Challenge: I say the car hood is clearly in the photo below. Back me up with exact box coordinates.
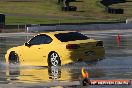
[6,45,25,54]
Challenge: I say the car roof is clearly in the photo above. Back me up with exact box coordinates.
[40,31,76,35]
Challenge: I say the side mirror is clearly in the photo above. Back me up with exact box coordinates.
[25,42,31,47]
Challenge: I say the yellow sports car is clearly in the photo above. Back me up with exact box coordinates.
[5,31,105,66]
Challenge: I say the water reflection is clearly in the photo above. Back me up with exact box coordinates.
[6,65,105,83]
[7,66,69,83]
[48,66,61,80]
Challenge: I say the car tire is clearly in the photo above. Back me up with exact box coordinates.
[9,51,19,65]
[48,52,61,67]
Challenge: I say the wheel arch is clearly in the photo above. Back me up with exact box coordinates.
[9,51,15,61]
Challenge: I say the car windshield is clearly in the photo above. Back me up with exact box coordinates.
[54,32,89,42]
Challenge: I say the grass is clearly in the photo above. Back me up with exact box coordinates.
[0,0,132,24]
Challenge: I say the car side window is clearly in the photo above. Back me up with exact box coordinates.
[28,34,52,45]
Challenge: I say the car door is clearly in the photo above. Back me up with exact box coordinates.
[22,34,53,66]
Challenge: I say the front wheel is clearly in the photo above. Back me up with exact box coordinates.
[48,52,61,67]
[9,51,19,65]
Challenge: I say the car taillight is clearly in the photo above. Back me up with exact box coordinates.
[66,44,80,49]
[96,41,103,47]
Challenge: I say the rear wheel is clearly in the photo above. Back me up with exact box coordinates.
[48,52,61,67]
[9,51,19,65]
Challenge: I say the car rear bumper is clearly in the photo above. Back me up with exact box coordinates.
[61,47,105,65]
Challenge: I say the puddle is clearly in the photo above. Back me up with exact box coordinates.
[0,31,132,87]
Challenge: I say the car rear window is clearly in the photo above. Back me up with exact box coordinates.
[54,32,89,42]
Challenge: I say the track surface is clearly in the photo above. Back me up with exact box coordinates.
[0,30,132,88]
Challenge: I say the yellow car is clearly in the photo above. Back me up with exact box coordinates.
[5,31,105,66]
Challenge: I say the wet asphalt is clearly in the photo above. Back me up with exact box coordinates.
[0,30,132,88]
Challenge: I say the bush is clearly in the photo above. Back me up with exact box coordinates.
[62,6,77,11]
[105,7,124,14]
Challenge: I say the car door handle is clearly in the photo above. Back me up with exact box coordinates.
[38,48,41,49]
